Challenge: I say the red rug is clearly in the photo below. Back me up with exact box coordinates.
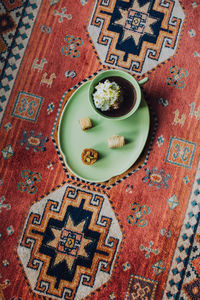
[0,0,200,299]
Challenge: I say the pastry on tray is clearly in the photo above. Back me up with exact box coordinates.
[81,148,98,165]
[79,117,92,130]
[108,135,125,148]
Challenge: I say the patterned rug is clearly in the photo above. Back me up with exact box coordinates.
[0,0,200,300]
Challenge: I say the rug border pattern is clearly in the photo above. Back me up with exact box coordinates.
[163,155,200,299]
[0,0,43,126]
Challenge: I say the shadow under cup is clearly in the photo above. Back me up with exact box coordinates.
[89,70,144,121]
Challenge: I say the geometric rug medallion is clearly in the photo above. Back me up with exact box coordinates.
[88,0,185,75]
[17,183,123,299]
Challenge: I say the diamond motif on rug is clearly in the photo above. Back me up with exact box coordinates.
[2,0,24,11]
[183,279,200,300]
[0,13,16,34]
[88,0,185,74]
[17,183,123,299]
[12,91,43,122]
[125,274,158,299]
[191,255,200,277]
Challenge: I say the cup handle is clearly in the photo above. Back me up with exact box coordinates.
[138,77,149,86]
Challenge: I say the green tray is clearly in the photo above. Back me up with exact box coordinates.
[58,81,150,182]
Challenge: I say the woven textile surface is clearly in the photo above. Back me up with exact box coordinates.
[0,0,200,299]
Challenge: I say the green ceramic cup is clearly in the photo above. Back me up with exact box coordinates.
[89,69,148,120]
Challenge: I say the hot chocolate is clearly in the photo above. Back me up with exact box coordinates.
[93,76,136,118]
